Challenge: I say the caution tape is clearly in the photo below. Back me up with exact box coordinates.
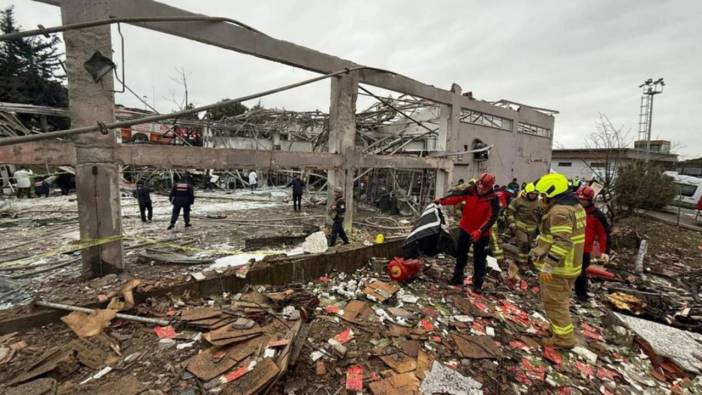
[0,234,125,270]
[1,233,286,270]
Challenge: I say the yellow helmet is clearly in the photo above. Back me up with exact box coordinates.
[534,173,569,198]
[524,182,536,194]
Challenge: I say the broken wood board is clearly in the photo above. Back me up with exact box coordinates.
[379,353,417,373]
[180,307,223,322]
[343,300,375,322]
[451,334,503,359]
[223,357,280,395]
[61,309,118,338]
[368,372,420,395]
[363,280,400,303]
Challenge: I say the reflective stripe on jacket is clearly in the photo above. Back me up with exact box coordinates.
[533,193,586,278]
[506,195,542,233]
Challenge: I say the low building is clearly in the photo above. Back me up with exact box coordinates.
[551,147,678,182]
[676,157,702,178]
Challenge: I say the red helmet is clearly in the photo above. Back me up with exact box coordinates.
[576,185,595,201]
[477,172,496,190]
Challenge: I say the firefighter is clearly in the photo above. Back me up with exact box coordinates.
[489,186,510,264]
[328,187,350,246]
[506,183,542,267]
[167,175,195,230]
[134,180,153,223]
[450,178,468,223]
[436,172,500,292]
[574,185,611,302]
[530,173,586,348]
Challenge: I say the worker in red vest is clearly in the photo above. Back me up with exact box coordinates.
[436,172,500,292]
[574,186,611,302]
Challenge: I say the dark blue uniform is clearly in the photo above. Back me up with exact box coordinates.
[134,184,153,223]
[34,180,49,198]
[168,182,194,229]
[329,197,349,246]
[287,178,306,211]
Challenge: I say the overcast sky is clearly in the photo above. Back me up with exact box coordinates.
[6,0,702,158]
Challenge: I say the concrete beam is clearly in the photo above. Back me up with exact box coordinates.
[35,0,452,105]
[61,0,124,276]
[114,144,342,170]
[0,141,76,165]
[328,73,359,232]
[0,141,454,173]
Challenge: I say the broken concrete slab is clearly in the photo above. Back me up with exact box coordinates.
[419,361,483,395]
[615,312,702,374]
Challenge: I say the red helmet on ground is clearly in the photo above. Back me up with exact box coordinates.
[477,172,495,190]
[576,185,595,201]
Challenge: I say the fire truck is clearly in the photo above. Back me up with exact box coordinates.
[116,106,203,146]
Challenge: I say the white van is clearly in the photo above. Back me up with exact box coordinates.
[664,171,702,209]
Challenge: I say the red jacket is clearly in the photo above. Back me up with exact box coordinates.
[439,186,500,237]
[496,190,510,209]
[584,205,610,254]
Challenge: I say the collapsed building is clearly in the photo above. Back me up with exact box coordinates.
[8,2,701,395]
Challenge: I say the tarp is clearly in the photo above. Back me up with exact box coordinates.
[402,203,456,258]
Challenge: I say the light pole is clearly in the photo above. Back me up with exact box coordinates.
[638,78,664,161]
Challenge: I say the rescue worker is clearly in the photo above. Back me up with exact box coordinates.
[575,185,611,302]
[248,170,258,193]
[507,178,520,194]
[436,172,500,292]
[490,186,510,264]
[167,175,195,230]
[506,183,542,267]
[328,187,349,246]
[530,173,586,348]
[34,178,50,198]
[134,180,153,223]
[450,178,468,223]
[13,168,33,198]
[287,175,306,212]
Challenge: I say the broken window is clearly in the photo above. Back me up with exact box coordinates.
[517,122,551,138]
[472,139,489,161]
[460,109,513,131]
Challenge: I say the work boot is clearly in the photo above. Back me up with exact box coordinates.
[167,224,174,230]
[448,274,464,286]
[542,336,576,349]
[185,223,192,228]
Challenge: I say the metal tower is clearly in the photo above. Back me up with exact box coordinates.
[637,78,665,155]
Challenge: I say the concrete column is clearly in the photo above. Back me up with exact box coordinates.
[328,72,358,232]
[435,93,461,197]
[61,1,124,276]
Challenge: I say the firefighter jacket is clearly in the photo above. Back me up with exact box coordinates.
[170,182,195,206]
[532,193,586,278]
[506,195,542,233]
[438,185,500,237]
[584,205,611,254]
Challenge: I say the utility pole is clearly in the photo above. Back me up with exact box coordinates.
[637,78,665,161]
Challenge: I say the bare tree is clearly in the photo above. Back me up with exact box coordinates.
[583,113,632,221]
[165,67,191,111]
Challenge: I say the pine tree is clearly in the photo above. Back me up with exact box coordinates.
[0,6,68,127]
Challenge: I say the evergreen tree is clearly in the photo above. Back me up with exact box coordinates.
[0,6,68,129]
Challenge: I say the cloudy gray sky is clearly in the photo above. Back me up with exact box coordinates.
[6,0,702,158]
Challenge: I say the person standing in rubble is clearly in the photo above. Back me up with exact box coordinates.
[489,185,510,265]
[436,172,500,292]
[328,187,350,246]
[574,185,611,302]
[530,173,585,349]
[134,180,153,224]
[13,168,33,198]
[248,170,258,193]
[506,183,542,267]
[287,174,306,212]
[168,174,195,230]
[508,178,520,194]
